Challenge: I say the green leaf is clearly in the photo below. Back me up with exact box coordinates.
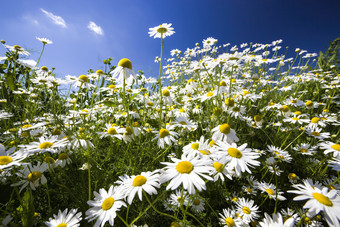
[18,190,35,227]
[4,72,17,91]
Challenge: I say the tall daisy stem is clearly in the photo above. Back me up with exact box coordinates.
[158,34,164,123]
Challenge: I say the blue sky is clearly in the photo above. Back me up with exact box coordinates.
[1,0,339,78]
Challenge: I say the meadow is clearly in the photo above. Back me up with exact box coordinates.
[0,24,340,226]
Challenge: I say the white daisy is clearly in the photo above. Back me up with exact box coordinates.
[259,212,295,227]
[152,126,179,149]
[288,179,340,227]
[148,23,175,39]
[0,145,27,170]
[118,170,160,204]
[110,58,136,85]
[45,208,82,227]
[190,196,205,213]
[36,37,53,45]
[257,182,286,201]
[218,208,243,227]
[85,185,126,227]
[319,141,340,158]
[211,123,239,144]
[97,124,125,140]
[213,141,260,176]
[235,197,259,224]
[160,153,213,194]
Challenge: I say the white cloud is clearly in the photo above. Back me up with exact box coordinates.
[40,8,67,28]
[87,21,104,35]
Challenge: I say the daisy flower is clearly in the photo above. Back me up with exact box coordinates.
[45,208,82,227]
[56,152,72,168]
[319,141,340,158]
[73,74,95,89]
[160,153,213,194]
[213,141,260,176]
[218,208,243,227]
[257,182,286,201]
[182,136,211,156]
[235,197,259,224]
[0,145,27,170]
[288,179,340,227]
[169,189,189,207]
[259,212,295,227]
[148,23,175,39]
[85,185,126,227]
[19,135,67,154]
[211,123,239,144]
[36,37,53,45]
[118,170,160,204]
[152,126,179,149]
[110,58,136,85]
[305,127,330,140]
[293,143,317,156]
[11,162,48,193]
[190,196,205,213]
[210,157,235,182]
[97,124,125,140]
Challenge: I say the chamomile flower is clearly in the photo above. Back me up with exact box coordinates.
[293,143,317,156]
[319,141,340,158]
[214,141,260,176]
[119,170,160,204]
[210,157,234,182]
[110,58,136,85]
[152,126,179,149]
[169,189,189,207]
[259,212,295,227]
[86,185,126,227]
[73,75,95,89]
[97,124,125,140]
[190,196,205,213]
[257,182,286,201]
[182,136,210,156]
[305,127,330,140]
[19,135,67,154]
[218,208,243,227]
[211,123,239,144]
[235,197,259,224]
[160,153,213,194]
[148,23,175,39]
[56,152,72,168]
[0,145,27,170]
[288,179,340,227]
[11,162,48,193]
[36,37,53,45]
[45,208,82,227]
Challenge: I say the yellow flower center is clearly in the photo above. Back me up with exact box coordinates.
[206,92,214,97]
[108,84,116,89]
[147,101,154,106]
[225,98,235,107]
[132,175,147,186]
[107,128,117,135]
[254,115,262,122]
[13,45,22,50]
[118,58,132,70]
[78,75,89,83]
[282,105,290,112]
[306,101,313,107]
[311,132,320,136]
[311,117,320,123]
[176,161,193,174]
[191,143,199,150]
[227,148,242,158]
[52,128,61,135]
[27,171,42,182]
[288,173,297,180]
[171,222,180,227]
[232,106,240,112]
[39,142,53,149]
[225,217,235,227]
[312,193,333,206]
[0,156,13,165]
[209,140,215,147]
[44,156,55,164]
[290,100,297,103]
[220,81,227,86]
[179,108,185,113]
[269,102,275,106]
[199,150,211,155]
[125,127,133,136]
[213,162,224,172]
[292,117,300,121]
[193,198,200,205]
[157,26,168,34]
[266,188,275,195]
[331,144,340,151]
[242,206,251,214]
[40,66,48,71]
[159,128,170,138]
[56,224,67,227]
[162,89,170,96]
[101,197,115,210]
[132,122,140,127]
[294,111,301,115]
[300,148,307,153]
[58,153,69,160]
[96,69,104,74]
[219,123,231,134]
[180,121,187,125]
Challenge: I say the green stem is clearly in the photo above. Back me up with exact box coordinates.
[158,34,164,124]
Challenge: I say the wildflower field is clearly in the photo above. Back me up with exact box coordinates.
[0,24,340,227]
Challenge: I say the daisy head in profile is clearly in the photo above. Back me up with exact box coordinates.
[45,208,82,227]
[148,23,175,39]
[36,37,53,45]
[110,58,136,85]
